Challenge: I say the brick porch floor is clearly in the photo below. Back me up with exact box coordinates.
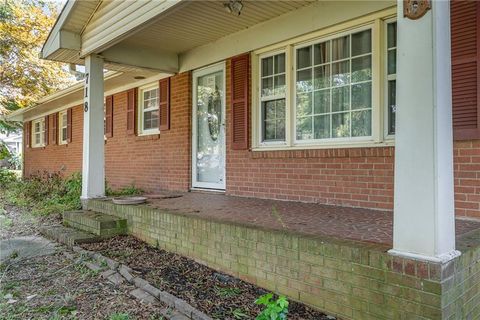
[142,192,480,246]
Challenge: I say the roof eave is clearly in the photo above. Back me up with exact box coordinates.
[41,0,77,60]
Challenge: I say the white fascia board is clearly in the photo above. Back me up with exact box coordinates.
[42,30,81,60]
[41,0,77,59]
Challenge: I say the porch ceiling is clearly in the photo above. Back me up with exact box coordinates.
[121,0,314,54]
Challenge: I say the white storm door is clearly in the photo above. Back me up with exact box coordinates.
[192,62,226,190]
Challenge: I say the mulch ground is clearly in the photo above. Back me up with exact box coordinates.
[0,251,166,320]
[83,236,332,320]
[1,198,167,320]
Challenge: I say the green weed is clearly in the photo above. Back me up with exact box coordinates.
[255,293,289,320]
[1,171,82,216]
[106,184,143,197]
[108,313,130,320]
[214,286,242,298]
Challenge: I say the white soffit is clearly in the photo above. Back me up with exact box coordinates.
[121,0,314,54]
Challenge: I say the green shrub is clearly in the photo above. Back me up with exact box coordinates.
[0,169,18,188]
[255,293,289,320]
[3,171,82,216]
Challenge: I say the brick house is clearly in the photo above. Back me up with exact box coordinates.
[6,0,480,318]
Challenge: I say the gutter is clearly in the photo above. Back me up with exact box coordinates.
[5,71,122,121]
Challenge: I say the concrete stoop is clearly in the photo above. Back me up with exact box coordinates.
[63,210,127,236]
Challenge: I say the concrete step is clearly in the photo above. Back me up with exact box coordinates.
[63,210,127,237]
[40,225,100,247]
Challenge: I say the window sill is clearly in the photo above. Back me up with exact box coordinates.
[251,139,395,152]
[137,130,160,137]
[135,132,160,141]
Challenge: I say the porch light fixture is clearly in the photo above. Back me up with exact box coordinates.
[134,76,146,80]
[224,0,243,16]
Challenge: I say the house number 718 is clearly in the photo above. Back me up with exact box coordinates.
[84,73,89,112]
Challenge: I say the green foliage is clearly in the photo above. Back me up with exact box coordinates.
[0,141,10,160]
[215,286,242,298]
[0,168,18,186]
[108,313,130,320]
[7,153,21,170]
[2,171,82,216]
[232,308,249,319]
[106,183,143,197]
[255,293,289,320]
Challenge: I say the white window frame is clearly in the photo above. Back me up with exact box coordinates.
[31,118,45,148]
[138,83,160,136]
[251,13,395,151]
[58,110,68,145]
[384,18,397,140]
[293,25,375,145]
[258,49,289,147]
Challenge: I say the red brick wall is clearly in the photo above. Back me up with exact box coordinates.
[454,140,480,219]
[23,105,83,177]
[23,72,192,193]
[103,72,191,192]
[224,59,395,211]
[23,66,480,219]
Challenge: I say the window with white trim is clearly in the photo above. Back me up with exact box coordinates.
[32,118,45,148]
[59,110,68,144]
[295,28,372,141]
[253,16,396,150]
[138,83,160,134]
[260,52,286,142]
[385,20,397,136]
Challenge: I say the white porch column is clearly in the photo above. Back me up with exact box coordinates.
[81,55,105,200]
[390,0,460,262]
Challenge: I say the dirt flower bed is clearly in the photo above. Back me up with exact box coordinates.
[82,236,332,320]
[0,252,166,320]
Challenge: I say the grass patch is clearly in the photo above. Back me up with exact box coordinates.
[0,214,12,228]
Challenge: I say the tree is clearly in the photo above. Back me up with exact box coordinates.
[0,0,75,133]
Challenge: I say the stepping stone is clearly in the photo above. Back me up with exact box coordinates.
[0,236,57,263]
[130,288,157,304]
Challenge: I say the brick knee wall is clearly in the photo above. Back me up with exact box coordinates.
[87,200,480,319]
[22,64,480,218]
